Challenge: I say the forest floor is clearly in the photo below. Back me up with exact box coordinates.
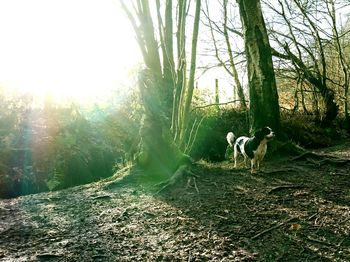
[1,143,350,261]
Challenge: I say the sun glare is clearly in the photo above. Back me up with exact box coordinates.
[0,0,140,106]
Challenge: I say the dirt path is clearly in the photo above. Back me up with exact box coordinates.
[1,145,350,261]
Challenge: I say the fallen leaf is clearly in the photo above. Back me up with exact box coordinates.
[289,223,301,231]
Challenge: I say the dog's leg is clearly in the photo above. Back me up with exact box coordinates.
[251,158,257,174]
[244,156,249,168]
[234,146,238,168]
[256,154,264,171]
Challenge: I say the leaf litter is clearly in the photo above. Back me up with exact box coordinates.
[0,145,350,261]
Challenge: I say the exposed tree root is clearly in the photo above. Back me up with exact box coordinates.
[316,157,350,166]
[156,164,192,194]
[269,140,306,158]
[102,165,140,190]
[291,151,350,167]
[100,161,197,194]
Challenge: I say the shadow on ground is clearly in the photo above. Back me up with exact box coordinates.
[0,146,349,261]
[156,154,350,261]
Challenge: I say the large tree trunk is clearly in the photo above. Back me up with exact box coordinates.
[156,0,175,119]
[172,0,187,141]
[122,0,198,179]
[237,0,281,133]
[136,70,185,179]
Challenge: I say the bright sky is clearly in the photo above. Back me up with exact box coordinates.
[0,0,140,105]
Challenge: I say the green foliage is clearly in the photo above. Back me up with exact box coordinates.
[280,111,346,148]
[1,84,347,198]
[0,90,141,198]
[186,107,349,162]
[189,108,249,161]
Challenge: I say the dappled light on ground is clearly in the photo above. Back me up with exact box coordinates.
[0,145,350,261]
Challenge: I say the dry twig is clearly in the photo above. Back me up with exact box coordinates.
[193,178,199,194]
[268,184,304,194]
[251,217,296,240]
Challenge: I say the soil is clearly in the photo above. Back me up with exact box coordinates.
[1,144,350,261]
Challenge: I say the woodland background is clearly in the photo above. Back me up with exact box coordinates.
[0,0,350,198]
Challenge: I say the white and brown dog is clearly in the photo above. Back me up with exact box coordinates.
[227,127,275,173]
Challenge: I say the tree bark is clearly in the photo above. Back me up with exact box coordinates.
[121,1,197,179]
[156,0,175,117]
[327,0,350,129]
[172,0,187,141]
[180,0,201,145]
[136,70,185,179]
[237,0,281,133]
[223,0,246,109]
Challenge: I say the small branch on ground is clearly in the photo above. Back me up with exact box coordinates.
[306,236,337,247]
[290,151,317,161]
[307,213,318,221]
[214,214,228,220]
[193,177,199,194]
[268,185,304,194]
[251,217,297,240]
[260,167,297,175]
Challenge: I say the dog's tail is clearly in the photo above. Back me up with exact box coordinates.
[226,132,235,147]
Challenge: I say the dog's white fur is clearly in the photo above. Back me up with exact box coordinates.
[234,136,268,171]
[227,127,274,173]
[226,132,235,147]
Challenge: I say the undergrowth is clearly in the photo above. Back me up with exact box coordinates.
[0,94,348,198]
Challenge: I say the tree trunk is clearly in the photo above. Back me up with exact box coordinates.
[163,0,175,82]
[136,70,185,179]
[180,0,201,145]
[328,0,350,130]
[223,0,247,109]
[171,0,187,141]
[122,0,199,178]
[215,79,220,111]
[237,0,281,133]
[283,44,338,125]
[157,0,175,118]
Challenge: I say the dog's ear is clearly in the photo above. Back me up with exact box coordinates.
[254,128,264,140]
[262,127,270,135]
[260,126,275,140]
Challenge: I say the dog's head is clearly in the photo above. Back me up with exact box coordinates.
[254,126,275,141]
